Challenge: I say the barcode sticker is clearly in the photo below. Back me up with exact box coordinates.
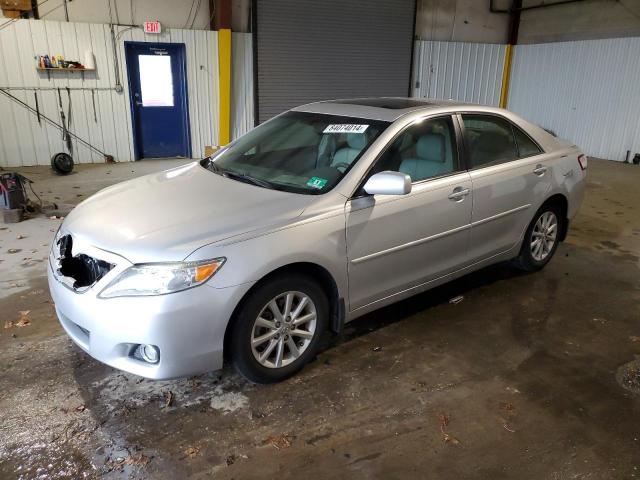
[323,124,369,134]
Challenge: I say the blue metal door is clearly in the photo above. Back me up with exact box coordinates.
[125,42,191,159]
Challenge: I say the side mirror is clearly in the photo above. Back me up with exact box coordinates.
[363,171,412,196]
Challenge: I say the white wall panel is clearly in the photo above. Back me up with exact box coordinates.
[231,32,254,139]
[412,40,506,106]
[0,19,221,167]
[509,37,640,161]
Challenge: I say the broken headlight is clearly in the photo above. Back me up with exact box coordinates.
[98,258,226,298]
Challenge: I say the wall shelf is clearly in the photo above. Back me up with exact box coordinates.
[36,67,95,80]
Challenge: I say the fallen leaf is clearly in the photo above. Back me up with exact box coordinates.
[449,295,464,305]
[124,452,150,467]
[15,311,30,327]
[75,404,86,412]
[263,434,292,449]
[7,248,21,254]
[503,423,516,433]
[438,413,449,428]
[372,346,382,352]
[17,234,26,240]
[499,402,515,412]
[442,431,461,445]
[163,390,174,408]
[630,336,640,343]
[438,413,461,446]
[184,446,200,459]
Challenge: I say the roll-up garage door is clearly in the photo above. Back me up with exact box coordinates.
[255,0,416,124]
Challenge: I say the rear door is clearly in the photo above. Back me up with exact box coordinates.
[460,113,552,261]
[346,115,472,310]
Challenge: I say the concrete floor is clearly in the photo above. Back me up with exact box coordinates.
[1,159,639,479]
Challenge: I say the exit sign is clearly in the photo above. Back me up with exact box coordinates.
[144,21,161,34]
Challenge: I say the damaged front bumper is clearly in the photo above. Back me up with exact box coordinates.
[47,232,252,379]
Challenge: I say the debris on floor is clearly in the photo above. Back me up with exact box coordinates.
[163,390,174,408]
[438,413,461,446]
[5,310,31,329]
[449,295,464,305]
[616,358,640,394]
[183,446,200,459]
[124,452,151,467]
[263,434,293,450]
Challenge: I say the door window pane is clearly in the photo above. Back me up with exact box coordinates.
[513,126,543,158]
[371,117,458,182]
[462,115,518,168]
[139,55,174,107]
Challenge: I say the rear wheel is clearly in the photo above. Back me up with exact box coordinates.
[229,274,328,383]
[514,204,563,272]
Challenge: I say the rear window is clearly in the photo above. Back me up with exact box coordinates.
[513,126,543,158]
[462,114,518,168]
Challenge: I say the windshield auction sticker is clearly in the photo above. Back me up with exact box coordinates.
[307,177,328,189]
[323,124,369,134]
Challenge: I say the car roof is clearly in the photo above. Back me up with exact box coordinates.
[292,97,478,122]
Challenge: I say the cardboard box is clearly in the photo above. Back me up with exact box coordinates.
[204,146,220,157]
[1,9,21,17]
[0,0,31,10]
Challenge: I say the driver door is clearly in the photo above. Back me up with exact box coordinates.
[345,115,472,310]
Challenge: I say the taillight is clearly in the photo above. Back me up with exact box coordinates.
[578,154,588,170]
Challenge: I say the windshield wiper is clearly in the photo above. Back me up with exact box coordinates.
[205,158,222,173]
[204,159,275,190]
[221,170,275,190]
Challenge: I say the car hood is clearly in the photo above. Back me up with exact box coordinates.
[62,162,314,263]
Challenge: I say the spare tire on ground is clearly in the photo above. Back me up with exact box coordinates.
[51,152,74,175]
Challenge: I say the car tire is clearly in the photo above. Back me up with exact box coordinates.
[229,274,329,384]
[514,203,564,272]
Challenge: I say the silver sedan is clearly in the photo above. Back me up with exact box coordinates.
[48,98,587,383]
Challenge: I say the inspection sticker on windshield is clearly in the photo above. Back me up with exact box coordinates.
[307,176,328,189]
[323,124,369,134]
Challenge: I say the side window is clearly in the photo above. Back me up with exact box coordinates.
[513,126,543,158]
[462,114,518,168]
[370,116,459,182]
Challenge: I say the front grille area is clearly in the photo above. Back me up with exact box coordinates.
[55,235,114,290]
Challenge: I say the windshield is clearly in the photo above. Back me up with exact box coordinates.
[201,111,390,194]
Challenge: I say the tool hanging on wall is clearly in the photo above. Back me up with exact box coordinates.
[0,88,114,165]
[66,86,72,127]
[57,87,73,155]
[91,89,97,122]
[34,91,41,125]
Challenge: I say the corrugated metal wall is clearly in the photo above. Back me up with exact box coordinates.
[509,37,640,161]
[231,32,254,140]
[411,40,506,106]
[0,19,220,167]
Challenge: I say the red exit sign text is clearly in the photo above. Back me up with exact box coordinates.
[144,21,162,34]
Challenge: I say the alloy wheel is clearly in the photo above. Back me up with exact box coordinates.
[530,211,558,261]
[250,291,317,368]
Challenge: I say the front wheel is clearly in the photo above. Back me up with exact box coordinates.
[514,204,563,272]
[229,274,328,383]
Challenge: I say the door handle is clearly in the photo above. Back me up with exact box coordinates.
[135,100,143,106]
[533,164,548,176]
[448,187,470,201]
